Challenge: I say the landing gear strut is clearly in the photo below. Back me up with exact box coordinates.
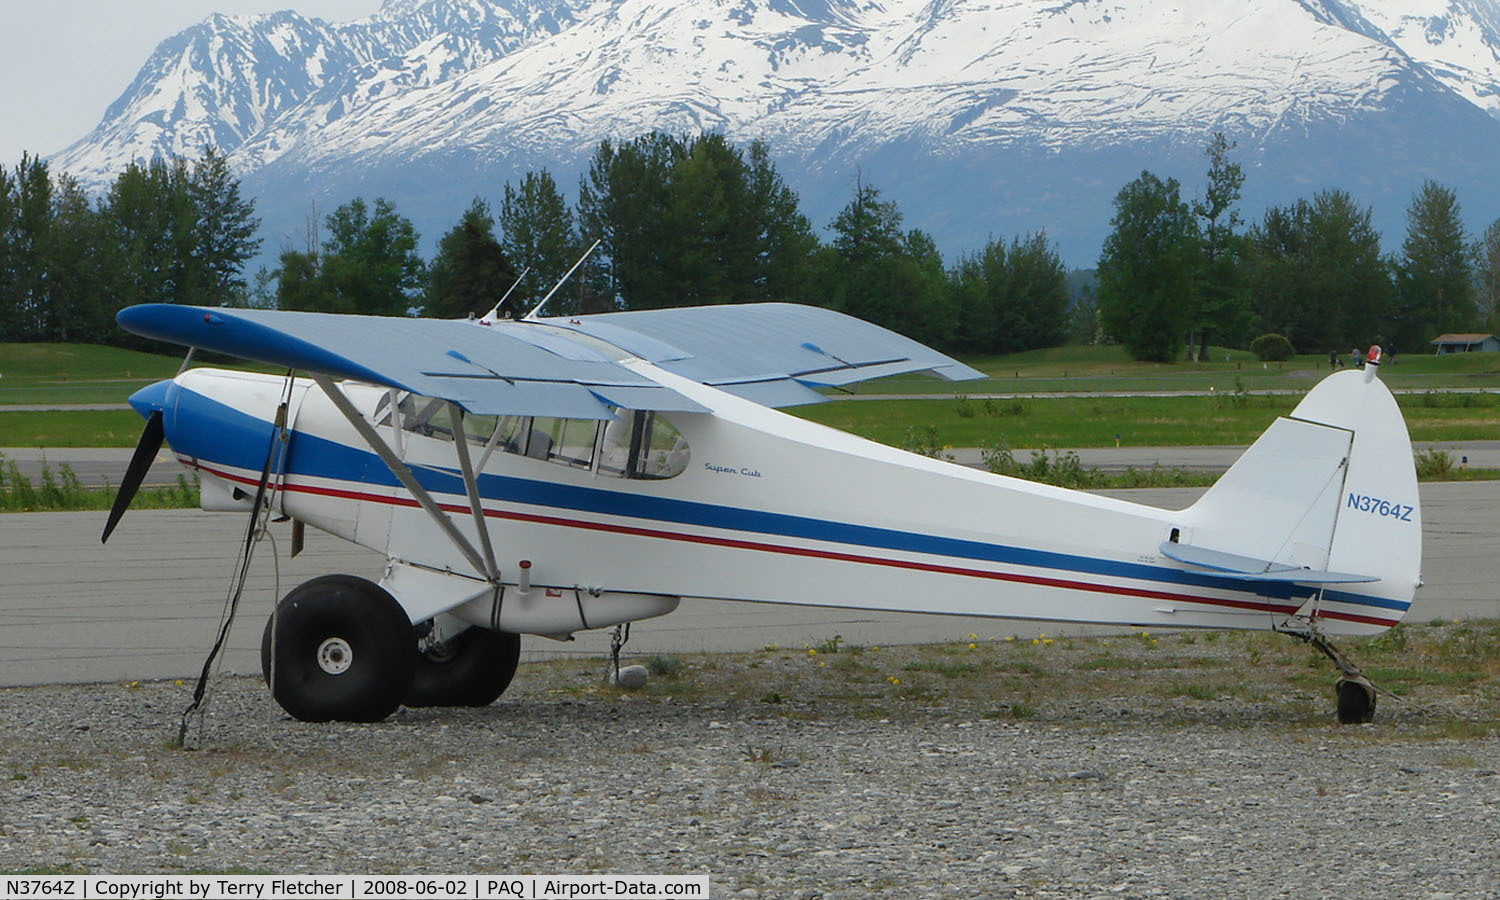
[405,626,521,708]
[1281,624,1377,724]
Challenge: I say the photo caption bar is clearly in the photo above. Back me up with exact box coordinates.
[0,876,710,900]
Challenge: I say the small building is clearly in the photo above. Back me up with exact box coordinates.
[1430,333,1500,355]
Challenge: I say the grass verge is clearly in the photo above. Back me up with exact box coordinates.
[865,345,1500,395]
[797,391,1500,448]
[0,343,283,407]
[0,453,199,513]
[0,410,156,447]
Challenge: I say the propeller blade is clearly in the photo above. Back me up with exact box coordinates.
[101,409,165,543]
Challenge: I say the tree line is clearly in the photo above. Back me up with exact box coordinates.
[0,149,260,347]
[1097,134,1500,361]
[0,134,1068,356]
[265,132,1070,355]
[4,132,1498,360]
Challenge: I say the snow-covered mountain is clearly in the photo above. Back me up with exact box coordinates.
[1343,0,1500,116]
[51,0,1500,265]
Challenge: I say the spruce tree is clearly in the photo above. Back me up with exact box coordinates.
[0,162,19,341]
[1474,217,1500,335]
[1395,181,1474,350]
[188,147,261,307]
[577,134,679,308]
[1304,190,1391,351]
[103,159,176,312]
[1004,232,1069,352]
[45,176,113,342]
[428,197,516,319]
[662,134,748,307]
[949,232,1067,354]
[13,153,54,339]
[498,172,577,314]
[1189,133,1252,358]
[820,177,954,344]
[745,140,816,303]
[576,133,816,311]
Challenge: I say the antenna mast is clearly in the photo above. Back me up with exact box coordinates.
[524,240,602,321]
[478,266,530,323]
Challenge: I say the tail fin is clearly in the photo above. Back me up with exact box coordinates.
[1171,362,1420,632]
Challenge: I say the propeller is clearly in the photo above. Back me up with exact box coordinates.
[101,408,165,543]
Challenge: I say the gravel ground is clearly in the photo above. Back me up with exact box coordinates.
[3,633,1500,898]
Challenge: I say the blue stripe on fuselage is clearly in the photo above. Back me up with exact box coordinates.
[173,386,1407,614]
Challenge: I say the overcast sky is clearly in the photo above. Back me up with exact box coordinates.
[0,0,382,166]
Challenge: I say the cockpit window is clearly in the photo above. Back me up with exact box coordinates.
[528,416,597,469]
[484,415,527,451]
[378,392,455,440]
[597,411,689,479]
[378,392,688,479]
[631,411,690,479]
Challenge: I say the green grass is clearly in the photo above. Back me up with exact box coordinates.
[0,343,187,406]
[798,395,1290,447]
[0,342,186,382]
[861,345,1500,395]
[798,393,1500,450]
[0,409,157,447]
[3,339,1497,498]
[0,342,280,406]
[796,392,1500,448]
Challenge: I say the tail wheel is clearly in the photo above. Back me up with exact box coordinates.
[260,574,415,723]
[405,627,521,708]
[1335,676,1377,724]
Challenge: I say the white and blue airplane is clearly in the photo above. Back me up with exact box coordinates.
[102,303,1420,724]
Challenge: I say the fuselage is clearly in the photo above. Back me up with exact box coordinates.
[129,364,1414,638]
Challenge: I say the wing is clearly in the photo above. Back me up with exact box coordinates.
[116,302,983,416]
[117,304,698,418]
[544,302,984,406]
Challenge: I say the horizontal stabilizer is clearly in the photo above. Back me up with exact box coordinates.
[1159,541,1378,584]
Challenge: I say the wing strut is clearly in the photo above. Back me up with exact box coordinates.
[312,375,492,580]
[448,401,501,582]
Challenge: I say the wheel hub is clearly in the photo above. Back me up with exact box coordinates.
[423,642,458,664]
[316,637,354,675]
